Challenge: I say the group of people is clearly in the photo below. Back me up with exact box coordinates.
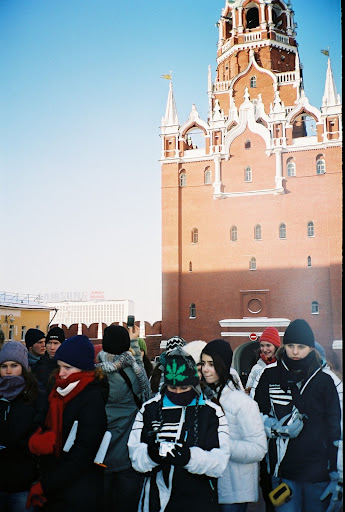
[0,318,342,512]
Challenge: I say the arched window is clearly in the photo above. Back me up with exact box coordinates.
[190,303,196,318]
[250,76,257,88]
[191,228,198,244]
[311,301,319,314]
[279,222,286,239]
[245,166,252,182]
[179,172,186,187]
[307,256,312,267]
[249,257,257,270]
[254,224,262,240]
[287,159,296,177]
[307,221,314,237]
[245,139,251,149]
[316,156,326,174]
[230,226,238,242]
[246,7,259,29]
[204,168,212,184]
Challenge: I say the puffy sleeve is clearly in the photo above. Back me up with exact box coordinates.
[186,401,231,478]
[222,390,267,464]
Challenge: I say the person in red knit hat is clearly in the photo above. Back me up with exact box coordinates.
[245,326,281,396]
[244,326,281,512]
[27,335,109,512]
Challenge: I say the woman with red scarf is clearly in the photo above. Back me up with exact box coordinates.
[27,335,109,512]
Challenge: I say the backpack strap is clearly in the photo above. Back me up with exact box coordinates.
[119,369,143,409]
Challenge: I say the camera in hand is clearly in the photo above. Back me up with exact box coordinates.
[159,442,176,457]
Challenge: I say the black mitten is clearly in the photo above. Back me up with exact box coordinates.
[170,445,191,467]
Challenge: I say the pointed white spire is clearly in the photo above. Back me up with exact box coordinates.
[322,58,340,106]
[208,65,212,93]
[163,80,179,127]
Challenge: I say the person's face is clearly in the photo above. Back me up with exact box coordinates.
[46,340,61,359]
[167,385,192,393]
[57,361,82,379]
[260,341,276,359]
[201,354,219,386]
[0,361,23,377]
[285,344,312,360]
[29,338,46,357]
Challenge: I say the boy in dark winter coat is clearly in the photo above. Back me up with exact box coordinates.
[128,346,231,512]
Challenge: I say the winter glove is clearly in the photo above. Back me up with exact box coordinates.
[169,445,191,467]
[320,472,343,512]
[147,438,164,464]
[273,414,304,439]
[26,481,47,509]
[29,427,56,456]
[263,416,278,438]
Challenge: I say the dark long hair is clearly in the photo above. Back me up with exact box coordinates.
[22,367,39,403]
[202,352,240,400]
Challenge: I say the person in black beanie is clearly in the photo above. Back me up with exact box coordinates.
[96,324,150,512]
[253,319,342,512]
[25,328,46,368]
[32,327,66,391]
[201,339,267,511]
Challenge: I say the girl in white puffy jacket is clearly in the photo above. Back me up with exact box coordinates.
[201,339,267,512]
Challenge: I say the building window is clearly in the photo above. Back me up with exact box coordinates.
[204,168,212,184]
[9,325,15,340]
[179,172,186,187]
[311,301,319,314]
[245,139,251,149]
[21,326,26,341]
[230,226,238,242]
[279,222,286,239]
[307,221,314,237]
[190,303,196,318]
[249,257,257,270]
[245,166,252,182]
[191,228,199,244]
[316,157,326,174]
[254,224,262,240]
[287,159,296,177]
[189,261,193,272]
[250,76,257,88]
[307,256,312,267]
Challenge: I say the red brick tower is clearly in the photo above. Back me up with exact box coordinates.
[160,0,342,366]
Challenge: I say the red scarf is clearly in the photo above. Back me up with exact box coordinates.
[46,371,95,456]
[260,352,277,365]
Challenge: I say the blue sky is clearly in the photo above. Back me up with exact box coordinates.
[0,0,341,324]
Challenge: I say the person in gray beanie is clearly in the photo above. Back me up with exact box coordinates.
[254,319,342,512]
[0,341,48,510]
